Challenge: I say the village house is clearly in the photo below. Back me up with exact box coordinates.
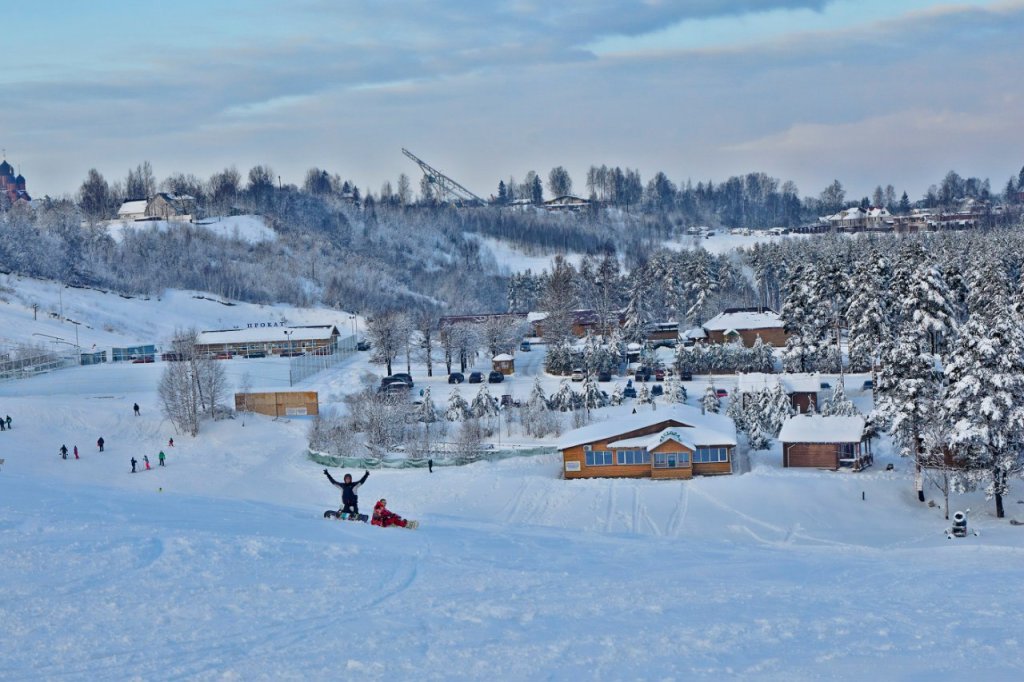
[117,193,197,222]
[778,414,872,471]
[542,195,592,213]
[194,325,342,357]
[821,206,891,232]
[559,404,737,480]
[702,308,787,347]
[492,353,515,375]
[736,372,821,413]
[528,309,625,338]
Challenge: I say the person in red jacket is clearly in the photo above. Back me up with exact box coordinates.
[371,499,408,528]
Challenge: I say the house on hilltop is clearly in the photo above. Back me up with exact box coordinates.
[779,414,872,471]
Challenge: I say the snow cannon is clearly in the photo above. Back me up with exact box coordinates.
[952,510,968,538]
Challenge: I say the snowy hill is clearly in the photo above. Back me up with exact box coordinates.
[1,285,1024,679]
[103,214,277,245]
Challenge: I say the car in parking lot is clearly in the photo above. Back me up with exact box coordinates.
[570,368,585,382]
[377,381,411,397]
[356,340,371,351]
[820,382,831,390]
[390,372,414,388]
[715,388,728,398]
[243,351,267,359]
[862,379,873,390]
[380,375,410,389]
[132,355,156,363]
[468,371,484,383]
[654,368,665,381]
[651,384,664,397]
[680,370,693,381]
[488,371,505,384]
[623,380,637,399]
[519,341,531,352]
[448,372,465,384]
[597,371,612,382]
[634,370,651,382]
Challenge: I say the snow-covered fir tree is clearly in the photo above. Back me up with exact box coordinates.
[582,375,606,410]
[901,264,957,360]
[701,384,721,413]
[944,310,1024,518]
[845,255,890,373]
[637,383,652,405]
[444,388,470,422]
[609,384,624,406]
[821,381,859,417]
[471,384,499,419]
[416,387,437,423]
[622,267,652,343]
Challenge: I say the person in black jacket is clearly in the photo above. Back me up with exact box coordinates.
[324,469,369,517]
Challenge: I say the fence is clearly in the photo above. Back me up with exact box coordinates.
[0,344,80,383]
[308,444,556,470]
[288,334,357,385]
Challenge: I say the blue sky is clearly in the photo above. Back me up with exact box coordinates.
[3,0,1022,201]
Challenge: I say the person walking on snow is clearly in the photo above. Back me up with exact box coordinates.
[168,438,174,447]
[158,451,166,467]
[97,437,105,452]
[143,455,150,470]
[73,445,79,460]
[130,457,137,473]
[323,469,369,517]
[371,499,409,528]
[5,415,10,430]
[60,444,68,460]
[133,403,140,416]
[0,418,5,431]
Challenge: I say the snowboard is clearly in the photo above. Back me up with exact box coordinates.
[373,519,419,530]
[324,510,369,522]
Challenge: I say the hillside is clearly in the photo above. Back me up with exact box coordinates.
[1,288,1023,679]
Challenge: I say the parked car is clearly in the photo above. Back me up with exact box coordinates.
[132,355,155,364]
[160,352,184,362]
[862,379,873,390]
[378,381,411,396]
[570,368,585,382]
[214,352,234,360]
[243,351,267,359]
[468,371,484,383]
[448,372,465,384]
[488,371,505,384]
[634,370,650,382]
[279,350,304,357]
[623,385,637,399]
[597,371,612,382]
[654,368,665,381]
[356,340,371,351]
[820,381,831,390]
[519,341,531,352]
[500,394,520,408]
[651,384,664,397]
[380,375,409,388]
[715,388,728,398]
[680,370,693,381]
[391,372,414,387]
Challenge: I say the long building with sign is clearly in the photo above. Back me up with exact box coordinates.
[194,325,343,357]
[558,404,738,480]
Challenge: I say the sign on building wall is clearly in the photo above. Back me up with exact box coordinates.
[285,407,308,416]
[564,461,581,472]
[246,321,288,328]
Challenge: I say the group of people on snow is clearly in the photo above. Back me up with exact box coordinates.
[130,451,166,473]
[0,414,12,431]
[323,468,412,527]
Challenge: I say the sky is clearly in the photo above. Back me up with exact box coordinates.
[2,0,1023,202]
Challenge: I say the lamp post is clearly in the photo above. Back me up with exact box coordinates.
[284,330,294,386]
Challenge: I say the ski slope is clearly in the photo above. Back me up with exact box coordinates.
[2,355,1024,680]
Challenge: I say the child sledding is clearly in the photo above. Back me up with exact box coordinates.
[321,468,417,528]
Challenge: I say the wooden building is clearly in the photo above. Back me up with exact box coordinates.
[736,373,820,413]
[492,353,515,375]
[779,415,871,471]
[195,325,341,357]
[702,308,787,347]
[559,405,737,480]
[235,391,319,417]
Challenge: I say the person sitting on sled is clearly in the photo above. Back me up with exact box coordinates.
[323,468,369,518]
[371,498,408,528]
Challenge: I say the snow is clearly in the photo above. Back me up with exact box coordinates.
[2,286,1024,679]
[468,234,585,274]
[103,214,277,245]
[737,372,821,394]
[196,325,338,345]
[703,309,783,331]
[116,199,148,217]
[607,424,737,450]
[492,353,514,361]
[779,414,867,443]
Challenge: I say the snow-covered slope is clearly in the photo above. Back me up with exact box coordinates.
[103,214,277,245]
[1,345,1024,679]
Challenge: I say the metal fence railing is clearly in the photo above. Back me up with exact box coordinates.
[0,346,80,383]
[288,334,357,385]
[308,444,557,470]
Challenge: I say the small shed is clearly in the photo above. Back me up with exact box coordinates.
[235,391,319,417]
[492,353,515,375]
[779,414,871,471]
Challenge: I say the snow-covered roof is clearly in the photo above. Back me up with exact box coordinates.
[557,404,736,450]
[779,415,865,443]
[117,200,148,216]
[682,327,707,340]
[493,353,514,361]
[608,424,737,450]
[703,310,782,332]
[736,372,820,394]
[195,325,338,345]
[527,311,548,323]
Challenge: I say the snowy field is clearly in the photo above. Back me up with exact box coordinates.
[3,331,1024,679]
[102,214,277,245]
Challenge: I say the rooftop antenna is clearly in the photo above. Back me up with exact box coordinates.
[401,148,484,206]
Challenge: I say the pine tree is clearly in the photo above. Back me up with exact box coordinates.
[702,384,721,413]
[944,314,1024,518]
[637,383,652,405]
[821,381,859,417]
[416,387,437,423]
[582,375,605,410]
[610,384,624,406]
[749,335,775,373]
[846,255,890,372]
[471,384,499,419]
[529,377,548,410]
[444,388,470,422]
[901,264,957,360]
[623,268,652,343]
[726,389,747,432]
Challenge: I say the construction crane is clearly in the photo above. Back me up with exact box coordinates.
[401,148,485,206]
